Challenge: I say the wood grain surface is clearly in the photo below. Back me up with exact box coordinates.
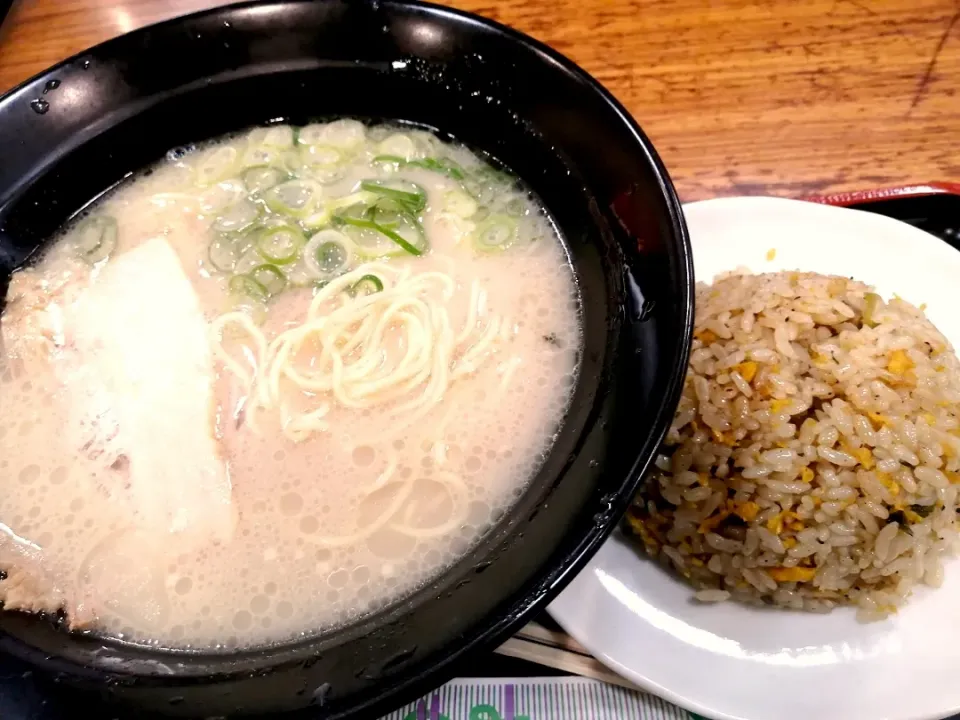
[1,0,959,200]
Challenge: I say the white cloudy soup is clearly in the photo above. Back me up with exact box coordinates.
[0,121,580,649]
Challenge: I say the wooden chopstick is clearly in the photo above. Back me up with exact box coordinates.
[495,622,642,690]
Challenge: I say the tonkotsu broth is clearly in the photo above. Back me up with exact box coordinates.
[0,121,580,649]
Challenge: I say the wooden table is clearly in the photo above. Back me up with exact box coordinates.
[1,0,959,201]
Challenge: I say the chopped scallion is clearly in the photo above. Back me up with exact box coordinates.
[302,145,342,166]
[372,154,406,168]
[242,166,285,194]
[303,229,355,279]
[352,274,384,296]
[372,155,465,181]
[73,215,118,264]
[193,145,241,187]
[302,207,332,230]
[472,215,517,252]
[229,273,268,301]
[350,275,383,295]
[863,292,882,328]
[299,145,346,184]
[249,264,287,297]
[503,195,528,218]
[241,145,283,170]
[247,124,295,150]
[284,255,319,287]
[208,231,255,273]
[263,179,318,216]
[376,133,417,160]
[462,163,516,205]
[298,120,366,149]
[443,190,478,218]
[337,215,425,256]
[409,157,465,180]
[256,224,305,264]
[198,179,246,214]
[359,179,427,215]
[213,199,259,234]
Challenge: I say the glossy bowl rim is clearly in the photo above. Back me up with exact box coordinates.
[0,0,694,712]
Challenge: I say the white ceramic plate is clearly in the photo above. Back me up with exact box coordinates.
[549,196,960,720]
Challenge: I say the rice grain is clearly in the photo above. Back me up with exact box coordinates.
[624,271,960,619]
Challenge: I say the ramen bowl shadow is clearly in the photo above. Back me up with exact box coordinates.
[0,0,693,716]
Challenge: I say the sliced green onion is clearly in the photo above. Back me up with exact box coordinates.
[316,241,350,275]
[462,164,516,205]
[300,191,376,233]
[213,199,259,233]
[372,155,465,180]
[443,190,478,219]
[472,206,491,223]
[281,148,307,174]
[473,215,517,252]
[73,215,118,263]
[208,231,255,273]
[297,123,327,146]
[241,144,284,169]
[337,215,425,257]
[249,264,287,297]
[336,220,401,259]
[234,246,264,275]
[303,229,355,280]
[298,119,366,149]
[229,273,268,301]
[256,224,305,264]
[311,168,345,185]
[193,145,241,187]
[376,133,417,160]
[297,120,366,149]
[409,157,465,180]
[863,292,883,328]
[247,124,295,149]
[208,237,237,273]
[302,207,332,230]
[372,154,406,169]
[263,179,319,216]
[198,179,246,214]
[351,274,383,296]
[302,145,342,166]
[365,125,392,143]
[331,191,377,211]
[242,166,285,194]
[476,164,516,187]
[284,255,319,287]
[503,195,528,217]
[359,179,427,215]
[324,119,366,148]
[265,125,294,148]
[334,200,428,257]
[410,129,446,157]
[298,144,347,184]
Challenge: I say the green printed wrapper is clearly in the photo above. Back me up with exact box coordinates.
[380,678,700,720]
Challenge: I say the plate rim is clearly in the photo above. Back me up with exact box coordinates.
[549,194,960,720]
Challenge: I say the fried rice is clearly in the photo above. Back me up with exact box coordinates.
[629,270,960,618]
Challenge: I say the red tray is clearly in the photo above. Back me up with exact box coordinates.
[809,182,960,207]
[805,183,960,250]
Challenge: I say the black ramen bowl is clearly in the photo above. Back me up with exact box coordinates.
[0,0,693,717]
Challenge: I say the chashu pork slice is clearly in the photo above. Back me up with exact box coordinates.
[62,236,236,549]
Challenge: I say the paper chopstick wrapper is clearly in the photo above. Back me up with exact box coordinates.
[379,676,696,720]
